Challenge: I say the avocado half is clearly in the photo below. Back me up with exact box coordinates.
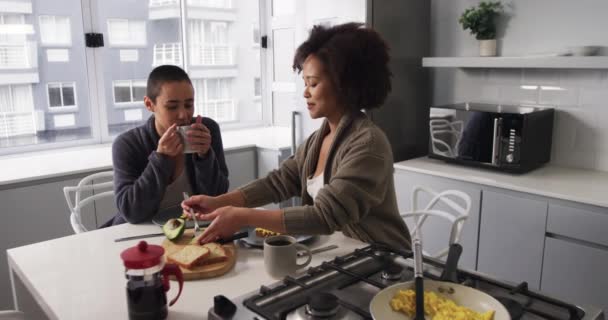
[163,218,185,241]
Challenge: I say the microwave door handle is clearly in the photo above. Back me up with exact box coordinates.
[491,118,502,165]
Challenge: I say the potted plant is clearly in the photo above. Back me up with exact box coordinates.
[459,1,503,56]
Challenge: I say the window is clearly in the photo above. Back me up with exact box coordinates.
[47,82,76,109]
[1,0,265,155]
[254,77,261,97]
[107,19,146,46]
[0,84,36,137]
[113,80,146,104]
[39,16,71,46]
[193,78,235,122]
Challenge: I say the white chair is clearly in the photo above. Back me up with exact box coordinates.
[401,186,472,259]
[63,171,114,234]
[429,119,463,157]
[0,310,25,320]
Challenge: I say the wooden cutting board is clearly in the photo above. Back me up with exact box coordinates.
[161,229,236,280]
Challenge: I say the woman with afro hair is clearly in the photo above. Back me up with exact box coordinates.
[182,22,411,250]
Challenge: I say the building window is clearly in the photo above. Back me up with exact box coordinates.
[39,16,71,46]
[193,78,235,122]
[47,82,76,109]
[254,77,261,97]
[0,84,36,137]
[113,80,146,104]
[107,19,146,47]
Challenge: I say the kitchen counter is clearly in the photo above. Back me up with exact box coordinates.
[7,223,366,320]
[394,157,608,208]
[0,126,291,187]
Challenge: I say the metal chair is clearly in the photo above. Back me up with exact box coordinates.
[400,186,472,259]
[63,171,114,234]
[0,310,25,320]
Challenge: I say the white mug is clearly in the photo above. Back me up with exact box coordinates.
[177,126,195,154]
[263,235,312,279]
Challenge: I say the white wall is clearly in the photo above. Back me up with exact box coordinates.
[431,0,608,171]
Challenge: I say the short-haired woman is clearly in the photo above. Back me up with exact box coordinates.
[183,23,410,249]
[106,65,229,226]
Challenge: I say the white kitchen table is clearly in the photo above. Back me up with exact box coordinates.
[7,223,366,320]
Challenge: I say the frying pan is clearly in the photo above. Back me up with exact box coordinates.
[370,244,511,320]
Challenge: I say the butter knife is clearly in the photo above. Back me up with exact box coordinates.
[114,233,165,242]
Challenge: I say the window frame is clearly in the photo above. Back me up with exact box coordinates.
[106,18,147,48]
[46,82,78,113]
[112,79,146,108]
[38,15,72,47]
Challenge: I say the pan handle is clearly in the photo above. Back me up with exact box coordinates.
[440,243,462,283]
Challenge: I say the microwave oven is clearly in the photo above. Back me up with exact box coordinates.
[428,102,554,173]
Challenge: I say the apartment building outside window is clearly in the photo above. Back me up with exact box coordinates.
[107,19,146,47]
[113,80,146,105]
[39,16,71,46]
[0,14,28,43]
[47,82,76,111]
[0,0,264,155]
[193,78,235,122]
[188,20,233,66]
[0,84,36,138]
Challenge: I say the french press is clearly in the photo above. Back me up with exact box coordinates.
[120,241,184,320]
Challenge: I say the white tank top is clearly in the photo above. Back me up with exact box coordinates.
[306,173,325,201]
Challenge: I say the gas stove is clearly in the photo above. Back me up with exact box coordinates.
[208,244,605,320]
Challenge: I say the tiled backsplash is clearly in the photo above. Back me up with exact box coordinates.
[451,68,608,172]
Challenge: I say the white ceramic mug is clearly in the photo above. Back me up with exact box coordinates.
[177,126,195,154]
[263,235,312,279]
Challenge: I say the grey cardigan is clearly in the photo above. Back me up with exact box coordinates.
[239,111,411,250]
[111,115,229,224]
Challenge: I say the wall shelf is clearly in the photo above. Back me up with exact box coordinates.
[422,56,608,69]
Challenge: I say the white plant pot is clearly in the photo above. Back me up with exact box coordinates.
[479,39,497,57]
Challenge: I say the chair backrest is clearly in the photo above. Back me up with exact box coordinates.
[63,171,114,234]
[429,119,463,157]
[401,186,472,259]
[0,310,25,320]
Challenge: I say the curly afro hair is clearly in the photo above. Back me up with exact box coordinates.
[293,22,392,111]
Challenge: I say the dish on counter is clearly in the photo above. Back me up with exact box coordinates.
[240,226,316,247]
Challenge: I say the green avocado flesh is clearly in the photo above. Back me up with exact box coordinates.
[163,218,185,240]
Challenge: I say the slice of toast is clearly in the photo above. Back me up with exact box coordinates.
[189,233,204,245]
[201,242,228,264]
[167,245,210,269]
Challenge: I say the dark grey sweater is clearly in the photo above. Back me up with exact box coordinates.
[111,115,229,224]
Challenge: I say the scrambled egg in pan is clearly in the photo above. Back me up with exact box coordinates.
[255,227,280,238]
[390,289,495,320]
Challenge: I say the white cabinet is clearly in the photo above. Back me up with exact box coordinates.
[256,147,295,208]
[393,170,481,270]
[477,190,547,290]
[541,237,608,312]
[0,176,86,310]
[395,165,608,310]
[225,147,256,191]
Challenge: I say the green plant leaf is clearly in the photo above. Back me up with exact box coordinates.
[458,1,502,40]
